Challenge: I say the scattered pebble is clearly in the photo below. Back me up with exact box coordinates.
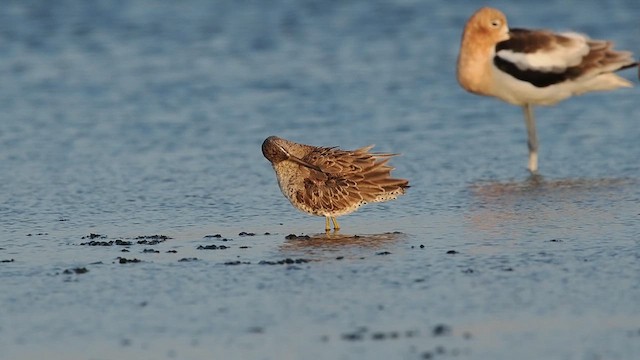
[446,250,459,254]
[204,234,222,238]
[1,259,15,263]
[142,248,159,253]
[166,250,177,253]
[376,251,392,256]
[178,257,198,262]
[239,232,255,236]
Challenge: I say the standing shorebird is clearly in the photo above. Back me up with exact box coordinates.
[262,136,409,232]
[457,7,637,174]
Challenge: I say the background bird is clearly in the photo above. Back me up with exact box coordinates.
[262,136,409,232]
[457,7,637,174]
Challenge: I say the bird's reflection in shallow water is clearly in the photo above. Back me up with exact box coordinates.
[471,176,631,197]
[279,231,407,258]
[466,176,636,238]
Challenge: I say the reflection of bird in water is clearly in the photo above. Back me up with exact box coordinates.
[262,136,409,232]
[280,231,407,254]
[457,7,637,174]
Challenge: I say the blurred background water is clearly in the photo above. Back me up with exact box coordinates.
[1,0,639,359]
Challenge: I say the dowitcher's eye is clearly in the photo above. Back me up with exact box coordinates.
[490,19,501,28]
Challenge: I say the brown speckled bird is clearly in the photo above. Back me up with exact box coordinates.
[262,136,409,232]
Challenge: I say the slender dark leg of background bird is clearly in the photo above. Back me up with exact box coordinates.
[523,104,539,174]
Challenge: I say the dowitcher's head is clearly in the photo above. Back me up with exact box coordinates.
[262,136,324,172]
[262,136,290,164]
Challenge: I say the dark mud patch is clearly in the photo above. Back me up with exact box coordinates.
[117,257,141,264]
[258,258,310,265]
[204,234,233,241]
[285,234,311,240]
[197,244,229,250]
[224,261,252,265]
[142,249,159,253]
[446,250,459,254]
[63,267,89,275]
[432,324,451,337]
[79,234,172,246]
[247,326,264,334]
[135,235,171,245]
[334,323,462,343]
[339,327,418,342]
[81,233,106,240]
[239,232,256,236]
[178,257,198,262]
[376,251,392,256]
[204,234,223,238]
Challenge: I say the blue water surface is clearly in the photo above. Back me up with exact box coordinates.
[1,1,639,359]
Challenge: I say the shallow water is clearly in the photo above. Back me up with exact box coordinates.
[1,0,639,359]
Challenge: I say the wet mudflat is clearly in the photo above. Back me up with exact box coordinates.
[1,1,639,359]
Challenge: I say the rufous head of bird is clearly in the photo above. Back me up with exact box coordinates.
[464,7,509,45]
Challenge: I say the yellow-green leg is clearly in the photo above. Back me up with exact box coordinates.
[331,217,340,231]
[325,217,331,232]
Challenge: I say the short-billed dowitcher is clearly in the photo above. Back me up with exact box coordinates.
[262,136,409,232]
[457,7,637,174]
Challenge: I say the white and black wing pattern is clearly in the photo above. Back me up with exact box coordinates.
[493,28,636,88]
[493,29,588,87]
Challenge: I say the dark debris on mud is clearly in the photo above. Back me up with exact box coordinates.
[79,234,172,246]
[224,261,252,265]
[1,259,15,263]
[259,258,310,265]
[63,267,89,275]
[204,234,233,241]
[285,234,311,240]
[332,324,471,358]
[117,257,141,264]
[197,244,229,250]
